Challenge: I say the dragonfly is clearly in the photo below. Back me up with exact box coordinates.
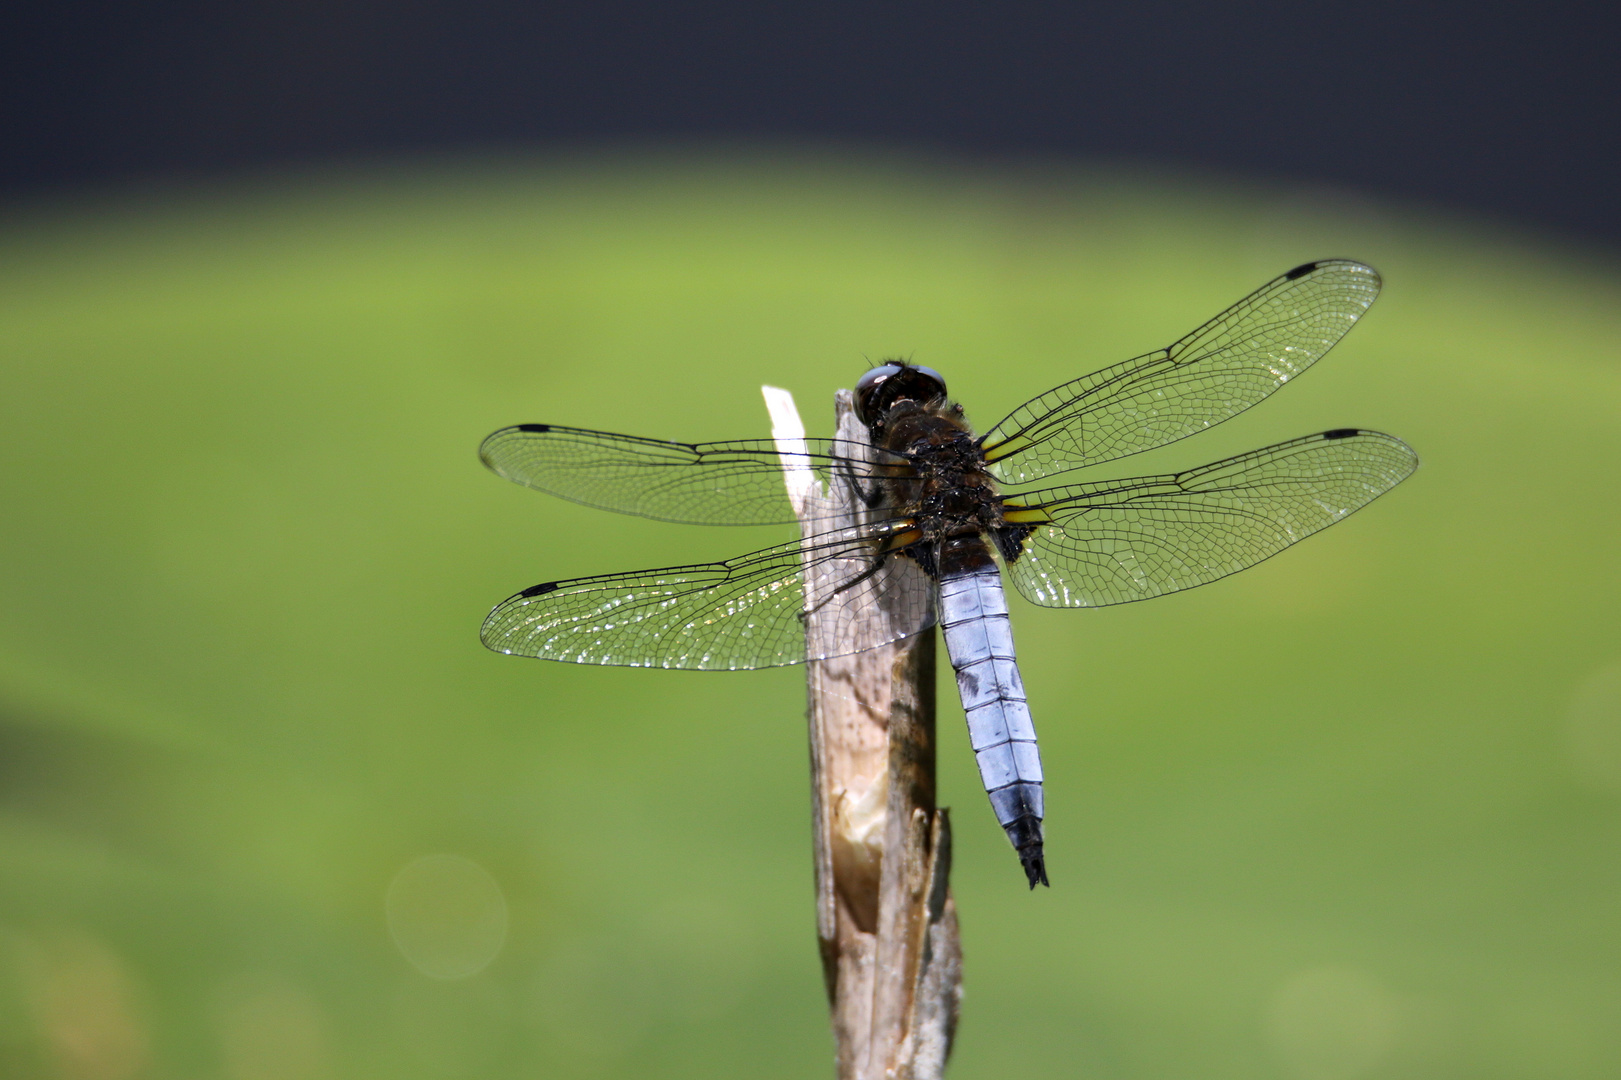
[478,259,1417,889]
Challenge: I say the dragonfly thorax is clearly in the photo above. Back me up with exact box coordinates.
[877,398,978,462]
[870,398,1012,577]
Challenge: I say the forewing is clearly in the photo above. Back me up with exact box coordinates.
[480,424,881,525]
[1004,430,1417,607]
[981,260,1382,484]
[481,523,936,670]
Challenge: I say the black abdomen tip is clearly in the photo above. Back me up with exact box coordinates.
[1004,814,1049,889]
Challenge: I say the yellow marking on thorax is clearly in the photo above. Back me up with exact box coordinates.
[981,435,1032,463]
[880,527,924,551]
[1001,505,1054,525]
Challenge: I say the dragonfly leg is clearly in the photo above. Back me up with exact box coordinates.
[802,552,891,621]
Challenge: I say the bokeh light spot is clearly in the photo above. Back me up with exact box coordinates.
[216,973,330,1080]
[385,854,509,979]
[19,931,149,1080]
[1264,966,1397,1080]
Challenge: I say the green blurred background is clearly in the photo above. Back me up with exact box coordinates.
[1,151,1619,1079]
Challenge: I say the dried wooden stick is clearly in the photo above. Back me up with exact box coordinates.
[763,385,962,1080]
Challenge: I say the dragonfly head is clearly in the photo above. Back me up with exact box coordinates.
[854,362,948,430]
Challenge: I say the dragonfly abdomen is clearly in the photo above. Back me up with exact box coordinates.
[939,562,1049,888]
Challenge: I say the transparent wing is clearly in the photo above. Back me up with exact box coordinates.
[480,424,886,526]
[981,260,1382,484]
[481,521,936,670]
[1003,429,1417,608]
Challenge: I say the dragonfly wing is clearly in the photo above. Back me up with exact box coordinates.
[480,424,882,525]
[481,522,936,670]
[1003,429,1417,608]
[981,261,1382,484]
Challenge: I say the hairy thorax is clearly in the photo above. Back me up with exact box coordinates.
[874,400,1020,577]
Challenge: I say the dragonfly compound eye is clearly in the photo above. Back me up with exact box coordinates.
[854,363,948,425]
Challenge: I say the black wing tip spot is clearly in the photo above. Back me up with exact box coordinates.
[520,581,561,597]
[1322,428,1362,440]
[516,423,551,433]
[1285,260,1322,281]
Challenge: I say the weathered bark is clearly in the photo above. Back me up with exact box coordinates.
[763,386,961,1080]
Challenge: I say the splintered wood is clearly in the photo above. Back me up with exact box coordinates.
[763,385,961,1080]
